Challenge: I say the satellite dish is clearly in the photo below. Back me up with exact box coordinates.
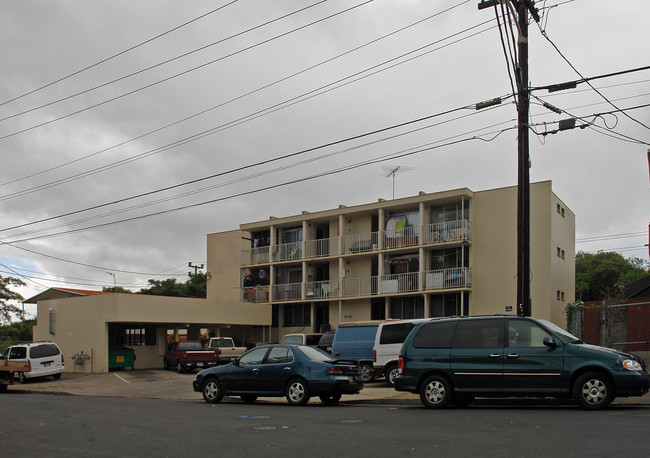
[381,165,416,199]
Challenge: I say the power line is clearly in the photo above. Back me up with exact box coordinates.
[0,1,473,190]
[0,19,497,202]
[0,1,326,122]
[0,1,372,141]
[0,1,239,108]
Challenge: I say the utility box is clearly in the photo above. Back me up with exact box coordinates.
[108,347,135,370]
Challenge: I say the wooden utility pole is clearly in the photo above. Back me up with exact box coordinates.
[479,1,539,316]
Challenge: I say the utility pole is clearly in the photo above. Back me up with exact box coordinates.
[479,1,539,316]
[188,262,205,276]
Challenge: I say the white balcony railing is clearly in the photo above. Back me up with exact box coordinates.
[423,220,471,244]
[305,280,339,300]
[242,286,270,303]
[274,242,302,262]
[304,238,337,259]
[272,282,302,302]
[424,267,471,290]
[342,231,379,254]
[341,276,378,297]
[382,225,419,249]
[380,272,419,293]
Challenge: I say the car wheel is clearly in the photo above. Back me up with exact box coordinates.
[202,378,223,403]
[420,375,452,409]
[286,378,311,406]
[573,371,614,410]
[18,372,26,384]
[384,364,399,386]
[240,394,258,403]
[163,359,169,370]
[176,362,184,374]
[360,364,375,383]
[319,393,342,405]
[53,373,62,380]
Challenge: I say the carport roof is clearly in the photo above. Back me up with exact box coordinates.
[24,287,112,304]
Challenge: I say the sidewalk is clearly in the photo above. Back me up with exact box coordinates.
[7,370,650,407]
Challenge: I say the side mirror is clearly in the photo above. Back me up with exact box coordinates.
[543,336,557,348]
[232,358,240,367]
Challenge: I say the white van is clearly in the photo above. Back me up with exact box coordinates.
[373,319,429,385]
[3,342,65,383]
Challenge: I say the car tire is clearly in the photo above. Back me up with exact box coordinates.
[202,378,224,403]
[360,364,375,383]
[240,394,258,403]
[18,372,26,384]
[163,359,169,370]
[53,373,62,380]
[286,378,311,406]
[384,364,399,386]
[176,361,184,374]
[573,371,614,410]
[420,375,452,409]
[319,393,342,405]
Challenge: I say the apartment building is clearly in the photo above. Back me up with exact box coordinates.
[207,181,575,342]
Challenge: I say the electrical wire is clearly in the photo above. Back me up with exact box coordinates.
[0,0,472,190]
[0,1,373,141]
[0,20,497,202]
[0,1,239,108]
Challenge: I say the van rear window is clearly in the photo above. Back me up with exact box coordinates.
[412,322,456,348]
[29,344,60,358]
[380,323,416,345]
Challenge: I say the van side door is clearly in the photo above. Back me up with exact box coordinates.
[449,318,505,392]
[503,319,563,393]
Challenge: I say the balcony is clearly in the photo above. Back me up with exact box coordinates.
[272,282,302,302]
[242,286,270,303]
[241,220,472,266]
[305,280,339,300]
[423,267,471,290]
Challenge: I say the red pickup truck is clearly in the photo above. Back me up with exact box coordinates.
[163,341,218,373]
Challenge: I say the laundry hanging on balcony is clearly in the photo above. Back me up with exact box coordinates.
[385,216,406,238]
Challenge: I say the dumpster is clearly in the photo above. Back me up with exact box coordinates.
[108,346,135,370]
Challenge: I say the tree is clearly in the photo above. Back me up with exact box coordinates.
[102,286,132,293]
[137,273,207,298]
[0,320,33,343]
[575,251,649,301]
[0,274,26,324]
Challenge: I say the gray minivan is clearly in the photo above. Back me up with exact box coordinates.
[394,315,649,410]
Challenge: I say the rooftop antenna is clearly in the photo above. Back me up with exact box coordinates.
[382,165,416,199]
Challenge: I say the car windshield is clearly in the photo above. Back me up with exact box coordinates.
[538,319,580,342]
[296,345,334,361]
[282,335,303,345]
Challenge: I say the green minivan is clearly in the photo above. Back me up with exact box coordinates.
[394,315,649,410]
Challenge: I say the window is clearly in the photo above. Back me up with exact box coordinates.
[430,293,464,317]
[379,323,417,345]
[508,320,551,348]
[239,347,268,366]
[9,347,27,359]
[178,341,203,351]
[557,247,561,257]
[557,290,561,300]
[124,326,156,346]
[412,321,457,348]
[266,347,293,364]
[371,300,385,320]
[430,201,469,224]
[562,250,565,259]
[283,304,311,327]
[29,344,60,358]
[390,296,424,319]
[453,319,504,349]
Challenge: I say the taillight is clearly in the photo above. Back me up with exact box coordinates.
[373,349,376,362]
[326,367,344,375]
[398,357,404,374]
[61,354,64,364]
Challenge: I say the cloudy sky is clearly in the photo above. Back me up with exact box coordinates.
[1,0,649,318]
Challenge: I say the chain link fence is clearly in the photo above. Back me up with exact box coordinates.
[568,301,650,362]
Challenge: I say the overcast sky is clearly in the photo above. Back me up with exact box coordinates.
[1,0,649,318]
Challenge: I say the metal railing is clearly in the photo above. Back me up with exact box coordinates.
[274,242,302,262]
[423,267,471,290]
[305,280,339,300]
[242,286,270,303]
[342,231,379,254]
[304,238,337,259]
[382,225,419,249]
[271,283,302,302]
[341,276,378,297]
[423,220,472,244]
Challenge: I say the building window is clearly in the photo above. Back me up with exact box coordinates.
[561,249,565,259]
[283,304,310,327]
[557,290,561,300]
[430,293,464,317]
[557,203,561,214]
[431,201,469,223]
[371,299,385,320]
[390,296,424,319]
[561,291,565,301]
[557,247,561,257]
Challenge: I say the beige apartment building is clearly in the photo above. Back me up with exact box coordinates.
[207,180,575,343]
[30,180,574,372]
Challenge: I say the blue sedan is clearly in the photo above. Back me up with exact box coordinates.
[192,344,363,405]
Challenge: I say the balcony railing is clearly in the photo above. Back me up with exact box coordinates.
[242,286,270,303]
[424,267,471,290]
[380,272,419,293]
[241,220,472,266]
[342,231,379,254]
[272,282,302,302]
[341,276,377,297]
[305,280,339,300]
[304,238,337,259]
[423,220,471,244]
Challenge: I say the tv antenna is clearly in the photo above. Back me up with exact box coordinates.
[382,165,416,199]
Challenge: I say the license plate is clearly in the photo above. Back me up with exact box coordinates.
[348,376,355,383]
[197,362,204,367]
[43,362,51,367]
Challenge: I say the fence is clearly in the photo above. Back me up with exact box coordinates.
[568,301,650,360]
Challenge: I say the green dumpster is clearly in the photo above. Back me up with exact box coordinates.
[108,346,135,370]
